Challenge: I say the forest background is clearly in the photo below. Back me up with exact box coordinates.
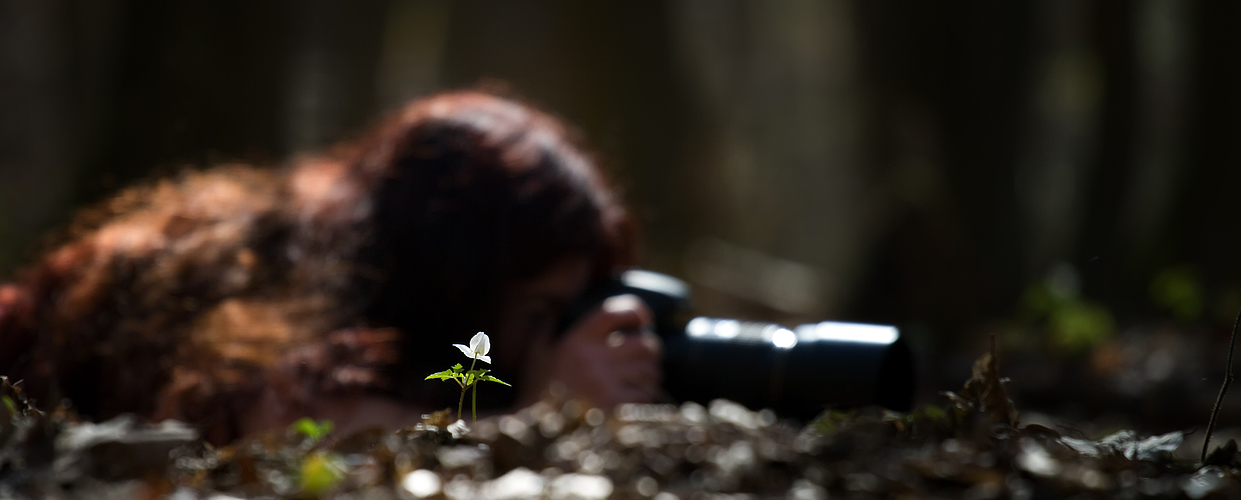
[1,0,1239,433]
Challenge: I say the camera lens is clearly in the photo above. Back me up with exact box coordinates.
[558,270,916,420]
[662,318,914,420]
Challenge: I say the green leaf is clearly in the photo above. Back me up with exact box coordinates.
[481,375,511,387]
[2,396,15,417]
[1049,301,1114,352]
[300,450,346,495]
[452,363,464,373]
[290,417,334,442]
[425,369,458,381]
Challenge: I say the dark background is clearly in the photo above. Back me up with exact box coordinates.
[3,0,1239,431]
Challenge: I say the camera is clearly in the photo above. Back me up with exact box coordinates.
[559,270,915,420]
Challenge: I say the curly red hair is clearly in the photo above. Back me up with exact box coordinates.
[0,91,635,443]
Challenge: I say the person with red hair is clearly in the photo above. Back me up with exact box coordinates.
[0,91,662,443]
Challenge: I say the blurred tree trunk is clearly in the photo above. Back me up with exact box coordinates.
[846,0,1035,340]
[1173,0,1241,321]
[0,0,393,275]
[0,0,121,271]
[670,0,866,323]
[1017,0,1105,281]
[283,0,389,152]
[374,0,452,113]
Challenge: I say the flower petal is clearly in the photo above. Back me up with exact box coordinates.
[475,354,491,364]
[470,332,490,355]
[479,333,491,355]
[447,419,470,438]
[453,344,475,359]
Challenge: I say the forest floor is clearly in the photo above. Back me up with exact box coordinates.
[3,347,1241,499]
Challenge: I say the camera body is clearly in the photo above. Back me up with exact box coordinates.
[559,270,915,420]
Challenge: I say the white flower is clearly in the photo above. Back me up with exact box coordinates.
[453,331,491,364]
[446,419,470,438]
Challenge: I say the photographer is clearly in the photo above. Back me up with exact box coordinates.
[0,91,662,443]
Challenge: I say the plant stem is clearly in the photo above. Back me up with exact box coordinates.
[460,356,479,424]
[457,385,466,422]
[472,381,478,424]
[1203,306,1241,463]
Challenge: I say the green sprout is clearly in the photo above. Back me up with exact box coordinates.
[425,332,511,427]
[290,417,335,443]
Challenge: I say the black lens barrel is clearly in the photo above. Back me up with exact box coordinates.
[661,318,914,420]
[560,271,916,420]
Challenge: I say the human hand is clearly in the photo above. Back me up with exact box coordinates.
[517,294,663,409]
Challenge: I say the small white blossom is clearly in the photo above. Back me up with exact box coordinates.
[446,419,470,438]
[453,331,492,364]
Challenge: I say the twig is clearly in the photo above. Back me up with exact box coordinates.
[1202,306,1241,463]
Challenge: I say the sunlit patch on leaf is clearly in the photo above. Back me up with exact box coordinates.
[424,369,458,382]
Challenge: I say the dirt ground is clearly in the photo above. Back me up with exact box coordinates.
[5,348,1241,500]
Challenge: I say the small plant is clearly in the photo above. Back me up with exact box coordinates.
[284,418,345,494]
[425,332,511,426]
[290,417,334,443]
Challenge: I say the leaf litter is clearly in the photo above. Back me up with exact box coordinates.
[0,349,1239,499]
